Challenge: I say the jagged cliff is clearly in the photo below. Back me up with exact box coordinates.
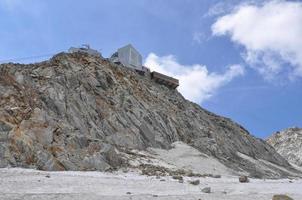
[0,52,299,177]
[267,127,302,167]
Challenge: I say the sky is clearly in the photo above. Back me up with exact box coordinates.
[0,0,301,138]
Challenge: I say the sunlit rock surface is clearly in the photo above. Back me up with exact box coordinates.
[0,52,299,178]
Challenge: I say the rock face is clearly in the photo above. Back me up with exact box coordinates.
[267,127,302,167]
[0,52,299,177]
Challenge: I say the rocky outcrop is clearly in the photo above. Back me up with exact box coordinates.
[0,52,299,177]
[267,127,302,167]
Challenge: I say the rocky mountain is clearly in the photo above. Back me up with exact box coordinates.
[267,127,302,167]
[0,52,300,178]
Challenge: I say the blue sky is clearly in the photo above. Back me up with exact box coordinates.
[0,0,301,138]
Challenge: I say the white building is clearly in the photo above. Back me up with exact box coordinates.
[110,44,178,89]
[110,44,143,71]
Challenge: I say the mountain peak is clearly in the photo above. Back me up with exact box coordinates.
[267,127,302,167]
[0,52,300,178]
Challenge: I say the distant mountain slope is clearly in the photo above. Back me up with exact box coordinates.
[267,127,302,167]
[0,52,299,178]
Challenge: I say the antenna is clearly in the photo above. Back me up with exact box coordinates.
[82,44,90,49]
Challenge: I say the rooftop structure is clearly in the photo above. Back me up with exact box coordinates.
[110,44,179,89]
[151,71,179,89]
[68,44,102,57]
[110,44,143,70]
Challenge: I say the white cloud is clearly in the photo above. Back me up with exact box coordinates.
[192,32,206,44]
[205,0,264,17]
[144,53,244,103]
[212,0,302,80]
[205,1,238,17]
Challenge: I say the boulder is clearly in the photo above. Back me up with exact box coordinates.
[201,187,211,193]
[172,175,183,181]
[213,174,221,178]
[272,195,294,200]
[239,175,249,183]
[189,180,200,185]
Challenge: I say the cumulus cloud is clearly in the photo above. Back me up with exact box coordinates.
[144,53,244,103]
[212,0,302,80]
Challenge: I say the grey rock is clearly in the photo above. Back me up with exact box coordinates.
[0,121,12,132]
[267,127,302,166]
[239,175,249,183]
[0,52,299,177]
[101,145,125,168]
[272,194,294,200]
[0,131,9,142]
[36,151,65,171]
[172,175,183,181]
[201,187,211,193]
[82,153,111,171]
[189,179,200,185]
[0,144,9,167]
[59,159,78,171]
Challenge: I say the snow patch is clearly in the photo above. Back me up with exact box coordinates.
[148,142,234,176]
[0,168,301,200]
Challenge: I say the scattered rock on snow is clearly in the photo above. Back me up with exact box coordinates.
[201,187,211,193]
[172,175,183,181]
[189,179,200,185]
[272,194,294,200]
[239,175,249,183]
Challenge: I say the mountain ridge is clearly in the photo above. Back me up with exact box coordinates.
[0,52,300,178]
[267,127,302,167]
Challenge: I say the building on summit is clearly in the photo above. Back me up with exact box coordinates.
[68,44,102,57]
[110,44,179,89]
[110,44,142,70]
[68,44,179,89]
